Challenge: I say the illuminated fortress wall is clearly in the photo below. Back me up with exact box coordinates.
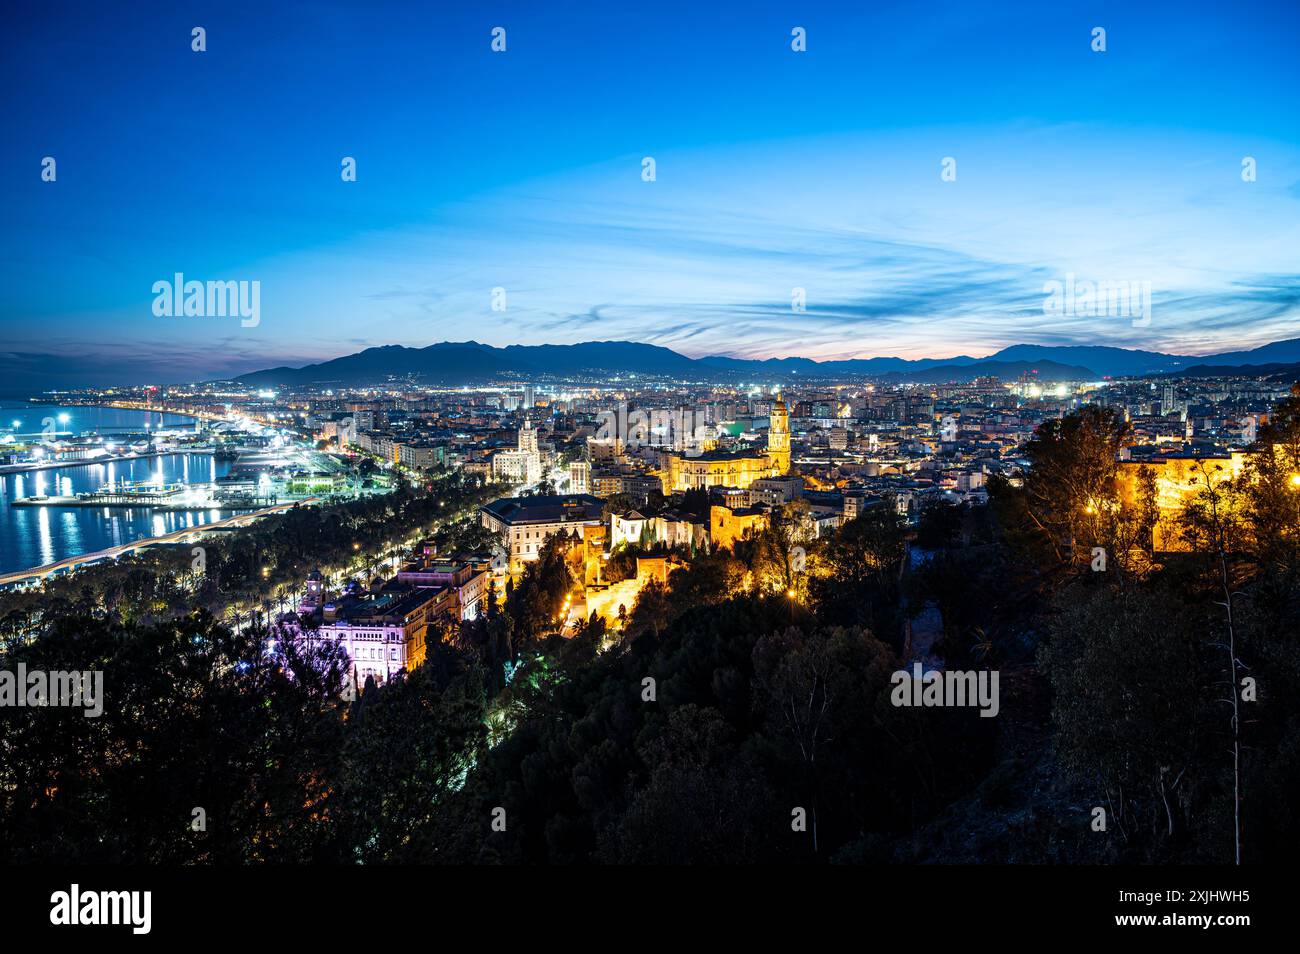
[1116,452,1249,551]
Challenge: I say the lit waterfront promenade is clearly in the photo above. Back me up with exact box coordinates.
[0,497,319,588]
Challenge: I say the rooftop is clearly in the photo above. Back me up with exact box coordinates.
[481,493,605,525]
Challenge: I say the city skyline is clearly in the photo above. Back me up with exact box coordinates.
[3,0,1299,389]
[3,0,1297,897]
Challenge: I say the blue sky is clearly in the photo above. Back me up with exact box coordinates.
[2,0,1298,386]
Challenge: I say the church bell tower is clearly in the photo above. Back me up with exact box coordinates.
[766,393,791,475]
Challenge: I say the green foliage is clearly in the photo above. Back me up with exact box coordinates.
[7,388,1300,864]
[0,611,349,862]
[503,533,577,647]
[428,592,993,863]
[0,469,500,630]
[1010,405,1130,564]
[1040,583,1216,859]
[337,645,488,863]
[808,506,907,641]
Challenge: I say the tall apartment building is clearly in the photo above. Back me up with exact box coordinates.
[569,458,590,494]
[492,420,542,485]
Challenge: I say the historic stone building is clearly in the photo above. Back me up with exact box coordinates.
[661,394,791,491]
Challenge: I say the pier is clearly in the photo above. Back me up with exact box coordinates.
[0,447,217,477]
[11,476,281,511]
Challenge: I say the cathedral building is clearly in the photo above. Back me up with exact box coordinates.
[661,393,791,491]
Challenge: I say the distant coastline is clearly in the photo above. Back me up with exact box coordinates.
[0,397,199,422]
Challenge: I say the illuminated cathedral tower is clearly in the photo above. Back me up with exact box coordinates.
[765,393,791,474]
